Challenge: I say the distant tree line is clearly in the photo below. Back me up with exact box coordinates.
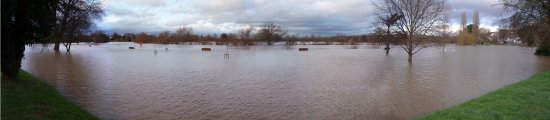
[72,22,407,46]
[70,20,458,48]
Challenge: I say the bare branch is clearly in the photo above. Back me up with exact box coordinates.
[375,0,449,61]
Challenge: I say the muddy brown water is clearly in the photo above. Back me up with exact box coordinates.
[22,43,550,120]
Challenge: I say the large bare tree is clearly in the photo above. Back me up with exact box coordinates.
[54,0,103,52]
[376,0,449,62]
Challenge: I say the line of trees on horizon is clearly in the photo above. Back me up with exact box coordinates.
[81,24,515,47]
[70,23,460,47]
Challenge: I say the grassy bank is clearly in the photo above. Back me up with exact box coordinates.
[418,71,550,120]
[1,70,98,120]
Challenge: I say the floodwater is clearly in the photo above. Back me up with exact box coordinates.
[22,43,550,120]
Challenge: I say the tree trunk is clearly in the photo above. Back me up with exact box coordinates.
[1,36,25,76]
[54,40,60,51]
[408,52,413,62]
[385,25,391,55]
[66,43,71,52]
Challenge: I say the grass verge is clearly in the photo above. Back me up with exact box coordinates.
[1,70,98,120]
[418,71,550,120]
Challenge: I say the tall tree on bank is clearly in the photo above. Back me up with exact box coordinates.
[376,0,449,62]
[53,0,104,52]
[461,11,467,31]
[473,10,480,34]
[457,11,478,45]
[256,22,286,45]
[500,0,550,55]
[1,0,58,76]
[472,10,480,43]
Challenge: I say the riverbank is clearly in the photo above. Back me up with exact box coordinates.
[1,70,98,120]
[418,71,550,119]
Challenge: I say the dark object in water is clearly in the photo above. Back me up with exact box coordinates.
[129,47,135,49]
[299,48,308,51]
[202,48,211,51]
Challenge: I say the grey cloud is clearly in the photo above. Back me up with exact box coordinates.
[448,0,505,26]
[195,0,375,34]
[99,0,502,35]
[127,0,166,7]
[108,7,135,16]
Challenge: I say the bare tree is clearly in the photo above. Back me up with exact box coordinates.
[461,11,467,31]
[135,32,148,46]
[500,0,550,55]
[473,10,480,30]
[158,31,170,45]
[256,21,286,45]
[175,26,193,43]
[472,10,480,43]
[436,22,450,51]
[176,26,193,36]
[379,13,403,54]
[370,27,386,45]
[123,33,135,42]
[111,32,122,41]
[238,25,255,45]
[376,0,449,62]
[91,31,109,43]
[284,35,298,48]
[54,0,104,52]
[239,25,254,40]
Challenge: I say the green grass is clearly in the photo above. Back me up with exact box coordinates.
[2,70,99,120]
[418,71,550,120]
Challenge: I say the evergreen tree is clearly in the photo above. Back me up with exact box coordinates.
[1,0,58,76]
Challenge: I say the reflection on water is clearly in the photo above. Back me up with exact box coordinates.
[22,43,550,120]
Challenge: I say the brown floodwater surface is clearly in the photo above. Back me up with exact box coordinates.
[22,43,550,120]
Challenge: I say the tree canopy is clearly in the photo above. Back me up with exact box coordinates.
[1,0,58,76]
[501,0,550,55]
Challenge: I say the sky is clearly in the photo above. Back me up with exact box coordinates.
[96,0,506,35]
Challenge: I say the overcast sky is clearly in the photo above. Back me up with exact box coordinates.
[97,0,506,35]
